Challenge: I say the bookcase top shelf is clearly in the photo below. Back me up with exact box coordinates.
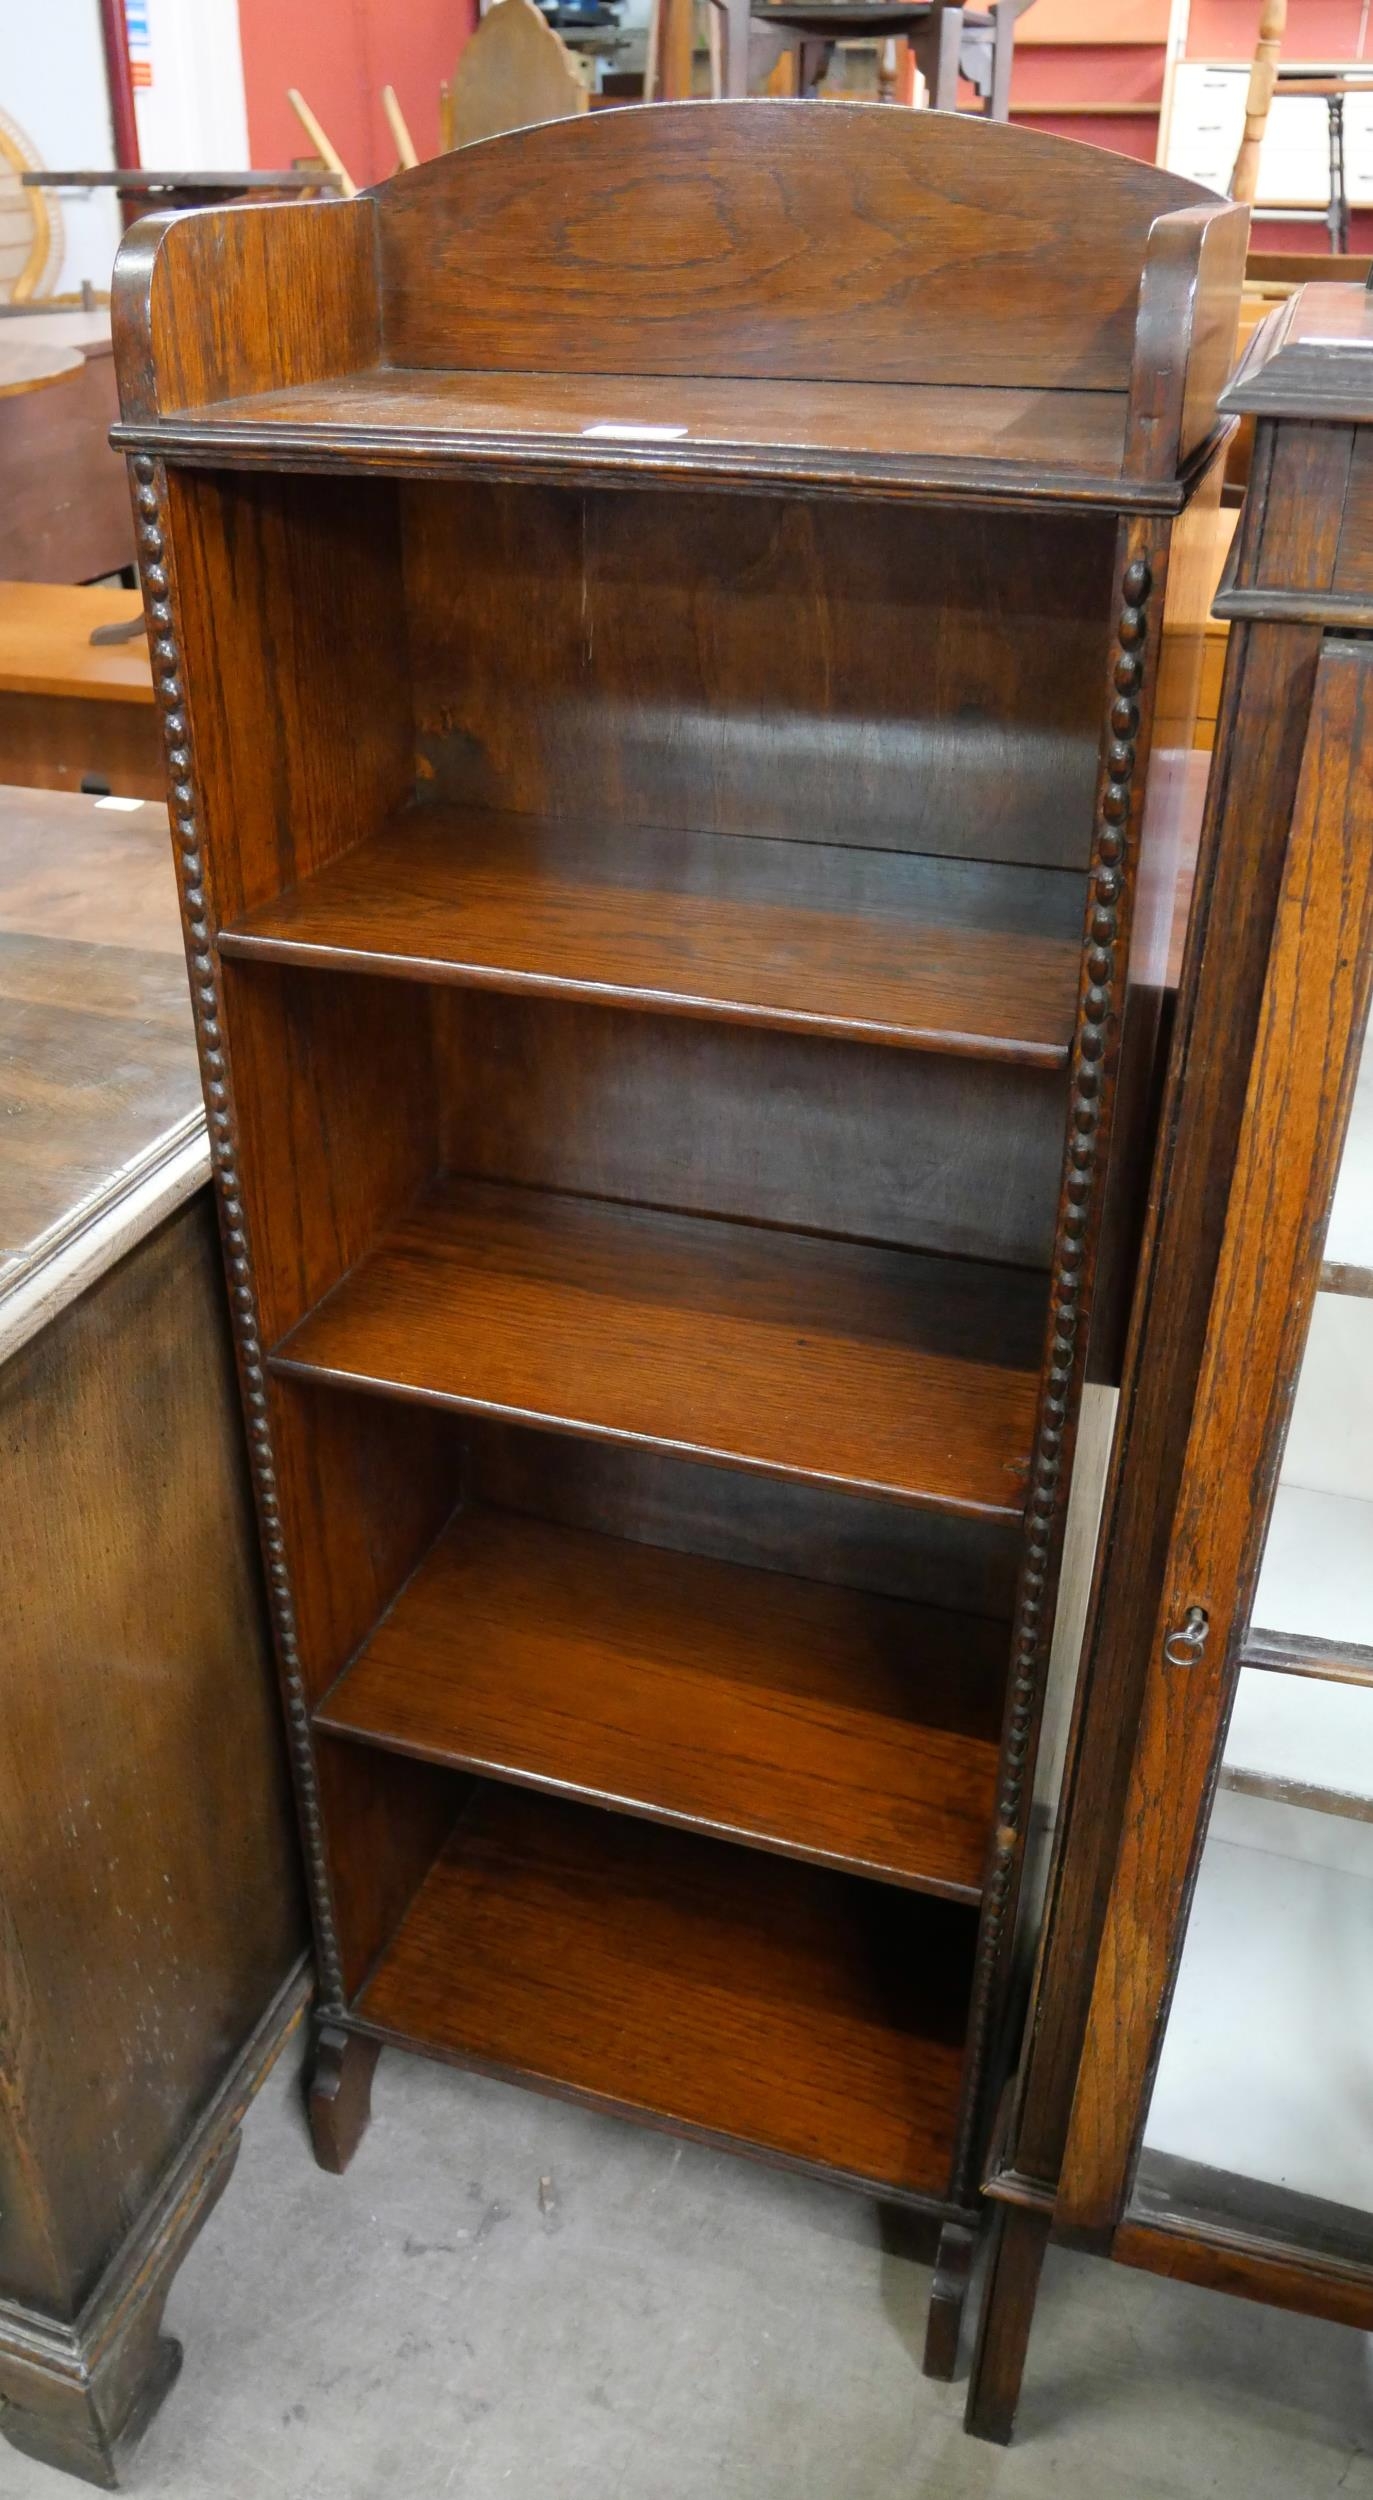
[111,102,1247,514]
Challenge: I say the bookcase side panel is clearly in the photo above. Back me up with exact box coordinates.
[163,467,414,921]
[147,463,460,2015]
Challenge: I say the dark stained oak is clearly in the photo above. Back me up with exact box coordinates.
[126,366,1146,510]
[402,484,1115,877]
[440,990,1069,1272]
[315,1505,1008,1899]
[1060,635,1373,2238]
[355,1785,977,2204]
[272,1178,1047,1518]
[0,787,307,2479]
[969,304,1373,2446]
[112,107,1242,506]
[373,104,1220,395]
[223,808,1084,1066]
[109,100,1243,2393]
[306,2026,381,2177]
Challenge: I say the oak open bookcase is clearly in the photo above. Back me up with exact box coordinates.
[111,103,1245,2372]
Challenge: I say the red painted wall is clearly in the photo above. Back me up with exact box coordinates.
[1005,0,1372,241]
[238,0,475,186]
[1187,0,1373,59]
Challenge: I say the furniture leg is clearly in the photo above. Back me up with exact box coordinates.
[1326,94,1349,255]
[723,0,750,93]
[307,2023,382,2175]
[913,1,964,110]
[963,2201,1051,2444]
[988,1,1018,120]
[922,2218,975,2379]
[0,2131,240,2490]
[797,37,831,94]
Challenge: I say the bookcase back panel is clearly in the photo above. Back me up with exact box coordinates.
[403,483,1114,873]
[470,1424,1022,1621]
[376,102,1212,393]
[441,991,1067,1272]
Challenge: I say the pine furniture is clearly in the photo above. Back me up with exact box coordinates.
[0,787,306,2486]
[0,581,159,797]
[967,282,1373,2443]
[110,101,1245,2378]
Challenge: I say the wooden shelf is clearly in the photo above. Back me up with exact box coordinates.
[272,1179,1046,1518]
[354,1784,976,2203]
[316,1505,1008,1899]
[111,365,1177,508]
[223,810,1084,1067]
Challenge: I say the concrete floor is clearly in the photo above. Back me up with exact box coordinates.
[9,2043,1371,2500]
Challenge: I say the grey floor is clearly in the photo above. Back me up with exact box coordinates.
[8,2042,1371,2500]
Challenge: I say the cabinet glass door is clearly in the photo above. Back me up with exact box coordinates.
[1134,1009,1373,2250]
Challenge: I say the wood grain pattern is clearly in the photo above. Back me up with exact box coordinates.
[996,612,1331,2219]
[107,107,1244,2329]
[441,991,1069,1270]
[272,1177,1047,1518]
[356,1785,976,2203]
[113,197,378,424]
[223,807,1084,1066]
[1059,636,1373,2237]
[1123,204,1248,481]
[375,102,1216,392]
[403,484,1114,873]
[126,366,1143,509]
[968,359,1373,2444]
[0,692,164,801]
[1220,280,1373,425]
[161,467,413,929]
[0,1196,303,2313]
[1113,2215,1373,2335]
[316,1505,1008,1898]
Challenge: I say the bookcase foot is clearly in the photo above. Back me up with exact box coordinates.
[922,2218,975,2380]
[307,2024,381,2175]
[964,2201,1051,2443]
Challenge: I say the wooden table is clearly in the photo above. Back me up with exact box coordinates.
[0,342,84,398]
[0,580,160,798]
[0,786,306,2485]
[0,312,135,583]
[25,168,341,212]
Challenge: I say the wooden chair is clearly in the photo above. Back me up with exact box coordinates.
[720,0,1033,112]
[1230,0,1286,204]
[442,0,589,149]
